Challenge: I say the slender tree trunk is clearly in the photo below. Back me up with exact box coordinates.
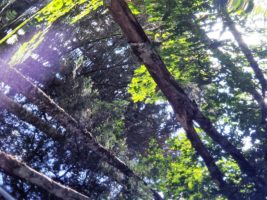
[183,121,238,198]
[219,9,267,96]
[190,21,267,187]
[218,8,267,189]
[190,21,263,105]
[218,8,267,129]
[0,151,90,200]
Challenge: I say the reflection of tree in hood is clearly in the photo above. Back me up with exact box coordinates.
[0,0,266,199]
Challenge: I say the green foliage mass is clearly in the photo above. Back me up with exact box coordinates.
[2,0,103,65]
[128,64,158,103]
[128,0,214,103]
[138,133,218,199]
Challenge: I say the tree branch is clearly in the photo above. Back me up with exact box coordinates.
[0,186,16,200]
[0,92,63,140]
[0,151,90,200]
[188,21,267,188]
[190,21,266,179]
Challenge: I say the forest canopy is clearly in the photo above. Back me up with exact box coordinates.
[0,0,267,199]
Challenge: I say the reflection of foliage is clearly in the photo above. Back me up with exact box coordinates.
[70,0,103,23]
[138,131,242,199]
[217,158,241,184]
[9,28,49,65]
[35,0,79,24]
[35,0,103,24]
[226,0,254,13]
[1,0,104,63]
[128,64,158,103]
[216,0,267,17]
[0,17,32,44]
[5,10,17,21]
[138,133,219,199]
[0,0,267,198]
[1,0,141,67]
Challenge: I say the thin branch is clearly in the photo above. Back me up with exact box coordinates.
[0,186,16,200]
[0,1,14,15]
[217,7,267,188]
[0,92,63,140]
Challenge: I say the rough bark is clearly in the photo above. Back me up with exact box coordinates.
[0,151,90,200]
[105,0,244,198]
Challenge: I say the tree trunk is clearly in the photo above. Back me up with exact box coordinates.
[105,0,255,198]
[220,9,267,96]
[105,0,239,198]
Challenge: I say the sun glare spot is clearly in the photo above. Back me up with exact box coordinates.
[6,34,18,44]
[17,29,25,36]
[242,137,252,151]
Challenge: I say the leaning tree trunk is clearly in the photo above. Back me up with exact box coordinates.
[105,0,260,198]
